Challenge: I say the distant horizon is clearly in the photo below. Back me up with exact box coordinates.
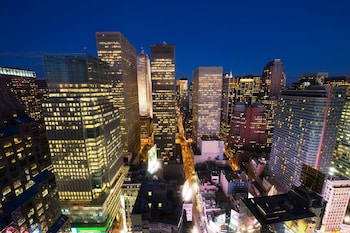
[0,58,345,89]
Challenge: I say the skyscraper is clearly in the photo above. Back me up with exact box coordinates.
[137,49,153,143]
[260,59,286,151]
[176,78,189,113]
[220,74,263,148]
[328,77,350,178]
[0,67,48,129]
[150,43,176,159]
[229,102,266,154]
[96,32,140,162]
[270,86,346,192]
[0,77,69,233]
[43,54,127,232]
[192,66,223,145]
[137,49,152,118]
[261,59,286,98]
[321,176,350,232]
[176,78,190,133]
[235,75,262,105]
[220,72,235,146]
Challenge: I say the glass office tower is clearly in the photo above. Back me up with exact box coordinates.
[96,32,140,162]
[270,86,346,192]
[43,54,127,232]
[192,67,223,145]
[150,43,176,159]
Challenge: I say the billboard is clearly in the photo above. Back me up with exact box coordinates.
[147,145,158,174]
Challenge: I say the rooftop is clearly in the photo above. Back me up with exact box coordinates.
[242,186,325,225]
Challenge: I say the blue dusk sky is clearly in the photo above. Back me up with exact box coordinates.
[1,0,349,85]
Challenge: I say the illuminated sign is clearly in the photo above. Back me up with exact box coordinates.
[147,145,158,174]
[0,67,36,78]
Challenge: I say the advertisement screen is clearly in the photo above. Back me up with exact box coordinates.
[147,145,158,174]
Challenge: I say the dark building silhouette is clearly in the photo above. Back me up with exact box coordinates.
[0,78,69,233]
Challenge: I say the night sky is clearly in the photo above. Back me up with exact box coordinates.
[1,0,350,85]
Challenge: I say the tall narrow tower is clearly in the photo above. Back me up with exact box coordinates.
[150,43,176,159]
[137,49,153,142]
[96,32,140,162]
[260,59,286,150]
[192,67,223,145]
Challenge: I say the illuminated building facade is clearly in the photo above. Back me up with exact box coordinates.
[321,176,350,232]
[150,43,176,158]
[0,79,69,233]
[260,59,286,150]
[137,49,153,141]
[0,67,48,129]
[229,102,266,154]
[235,75,262,105]
[192,67,223,145]
[220,72,235,146]
[43,54,127,232]
[176,78,190,133]
[176,78,189,113]
[96,32,140,161]
[137,49,152,118]
[261,59,286,98]
[270,86,346,192]
[329,78,350,178]
[220,75,262,147]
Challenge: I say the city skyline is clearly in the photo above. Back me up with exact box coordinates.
[1,0,350,85]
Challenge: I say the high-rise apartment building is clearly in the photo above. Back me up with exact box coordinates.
[43,54,127,232]
[260,59,286,151]
[150,43,176,158]
[0,78,69,233]
[192,67,223,145]
[96,32,140,162]
[270,86,346,192]
[321,176,350,232]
